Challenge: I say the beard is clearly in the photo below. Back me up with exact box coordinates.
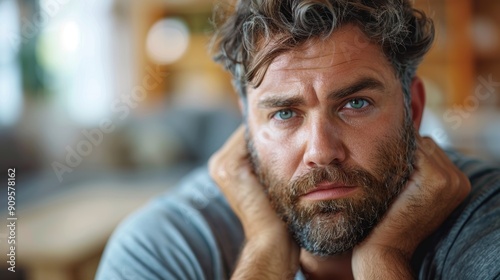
[246,114,417,256]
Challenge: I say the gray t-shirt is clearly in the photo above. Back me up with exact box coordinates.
[96,151,500,279]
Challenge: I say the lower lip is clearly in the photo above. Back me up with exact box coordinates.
[301,187,358,201]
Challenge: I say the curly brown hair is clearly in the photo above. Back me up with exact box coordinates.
[211,0,434,108]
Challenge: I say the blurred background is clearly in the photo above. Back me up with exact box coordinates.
[0,0,499,279]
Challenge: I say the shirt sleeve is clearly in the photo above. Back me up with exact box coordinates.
[95,167,245,280]
[95,198,223,280]
[415,154,500,280]
[442,173,500,280]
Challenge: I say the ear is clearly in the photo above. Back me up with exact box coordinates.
[410,76,426,130]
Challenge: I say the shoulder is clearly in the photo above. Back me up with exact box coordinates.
[95,167,244,280]
[415,151,500,280]
[447,152,500,278]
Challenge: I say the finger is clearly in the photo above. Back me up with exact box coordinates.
[415,136,452,174]
[209,125,245,170]
[413,137,442,174]
[415,133,435,156]
[419,137,452,169]
[216,125,247,157]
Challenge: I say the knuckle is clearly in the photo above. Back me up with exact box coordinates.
[208,158,229,183]
[208,156,218,177]
[430,172,448,188]
[450,173,461,186]
[458,174,472,198]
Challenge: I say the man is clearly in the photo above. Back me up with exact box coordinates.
[96,0,500,279]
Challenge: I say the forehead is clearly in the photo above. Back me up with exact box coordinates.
[257,25,395,89]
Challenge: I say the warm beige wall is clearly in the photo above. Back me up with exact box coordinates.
[129,0,237,107]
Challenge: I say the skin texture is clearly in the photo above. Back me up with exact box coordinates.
[209,25,471,279]
[244,25,418,258]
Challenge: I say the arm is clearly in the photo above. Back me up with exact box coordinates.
[352,136,471,279]
[96,201,213,280]
[232,234,299,279]
[209,126,300,279]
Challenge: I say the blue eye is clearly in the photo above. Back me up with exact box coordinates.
[274,109,296,120]
[345,98,369,109]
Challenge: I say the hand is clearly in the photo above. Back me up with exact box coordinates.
[209,125,299,279]
[352,135,471,278]
[209,125,287,238]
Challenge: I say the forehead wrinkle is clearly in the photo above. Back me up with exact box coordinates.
[255,25,396,99]
[269,48,337,71]
[269,47,369,73]
[289,52,336,60]
[254,72,303,93]
[268,30,372,72]
[278,59,353,72]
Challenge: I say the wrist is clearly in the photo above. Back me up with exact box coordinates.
[232,232,300,280]
[352,245,414,279]
[246,228,300,257]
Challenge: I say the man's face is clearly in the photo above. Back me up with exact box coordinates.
[245,25,417,256]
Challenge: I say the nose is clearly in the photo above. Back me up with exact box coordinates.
[303,120,346,168]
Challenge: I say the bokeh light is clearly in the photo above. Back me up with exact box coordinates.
[146,18,190,64]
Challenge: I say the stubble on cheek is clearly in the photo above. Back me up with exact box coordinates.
[245,126,289,189]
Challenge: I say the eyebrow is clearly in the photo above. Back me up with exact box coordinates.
[257,77,385,109]
[329,77,385,99]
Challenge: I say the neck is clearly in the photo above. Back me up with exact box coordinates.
[300,249,354,280]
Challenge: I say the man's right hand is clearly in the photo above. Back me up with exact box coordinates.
[209,125,300,279]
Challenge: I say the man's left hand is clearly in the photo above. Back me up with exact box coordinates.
[352,135,471,279]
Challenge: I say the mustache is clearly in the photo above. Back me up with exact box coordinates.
[288,164,380,200]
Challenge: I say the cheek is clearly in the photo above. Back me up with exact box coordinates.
[344,112,403,171]
[252,127,302,180]
[344,135,376,171]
